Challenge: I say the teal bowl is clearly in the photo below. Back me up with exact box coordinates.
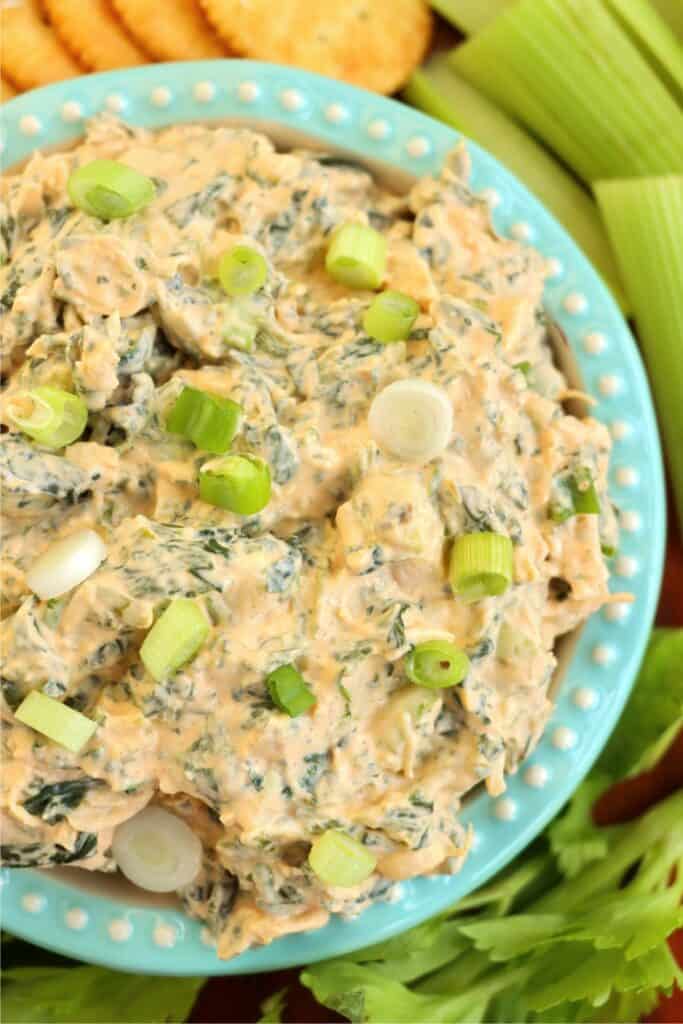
[0,60,665,975]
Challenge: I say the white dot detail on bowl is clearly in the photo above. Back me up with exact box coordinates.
[150,87,172,108]
[563,292,587,314]
[604,601,631,623]
[511,221,532,241]
[552,726,577,751]
[573,686,598,710]
[546,257,563,278]
[237,81,259,103]
[620,509,641,532]
[108,918,132,942]
[105,93,126,113]
[153,923,177,949]
[494,797,517,821]
[367,118,390,140]
[19,115,42,137]
[615,555,638,578]
[583,331,606,354]
[280,88,304,112]
[524,764,549,788]
[616,466,639,488]
[599,374,621,397]
[592,644,615,666]
[65,907,88,930]
[324,102,348,124]
[480,187,501,208]
[193,81,215,103]
[406,135,430,157]
[610,419,630,441]
[61,101,83,123]
[21,892,45,913]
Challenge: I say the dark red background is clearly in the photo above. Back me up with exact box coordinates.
[190,508,683,1022]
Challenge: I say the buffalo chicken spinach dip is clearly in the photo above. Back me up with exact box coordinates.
[0,118,619,958]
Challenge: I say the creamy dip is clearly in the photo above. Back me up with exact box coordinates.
[0,118,618,958]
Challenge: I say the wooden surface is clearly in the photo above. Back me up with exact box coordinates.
[190,517,683,1021]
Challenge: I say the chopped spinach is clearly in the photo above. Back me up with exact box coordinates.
[0,832,98,868]
[299,752,330,794]
[266,552,300,594]
[23,779,104,824]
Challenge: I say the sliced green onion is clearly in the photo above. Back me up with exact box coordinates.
[405,639,470,689]
[67,159,156,220]
[571,468,601,516]
[363,290,419,343]
[450,0,683,182]
[140,598,209,682]
[308,830,377,887]
[26,529,107,601]
[595,175,683,535]
[403,56,628,309]
[166,386,242,454]
[112,807,202,893]
[368,379,453,463]
[601,543,617,558]
[377,687,441,754]
[497,622,537,664]
[266,663,316,717]
[549,469,601,522]
[6,387,88,449]
[220,303,258,352]
[15,690,97,753]
[449,532,514,602]
[199,454,271,515]
[325,223,387,290]
[218,245,268,298]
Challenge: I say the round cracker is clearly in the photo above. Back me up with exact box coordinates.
[0,0,82,90]
[199,0,432,94]
[111,0,227,60]
[1,75,19,102]
[42,0,148,70]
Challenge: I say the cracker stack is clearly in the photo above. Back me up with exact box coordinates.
[0,0,432,97]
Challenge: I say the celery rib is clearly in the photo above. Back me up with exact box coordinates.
[402,57,628,308]
[451,0,683,182]
[595,175,683,536]
[649,0,683,42]
[605,0,683,102]
[429,0,510,34]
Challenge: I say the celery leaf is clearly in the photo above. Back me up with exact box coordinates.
[1,965,204,1024]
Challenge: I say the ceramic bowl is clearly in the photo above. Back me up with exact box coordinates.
[0,60,665,975]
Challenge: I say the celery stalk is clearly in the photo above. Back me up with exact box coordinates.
[429,0,510,34]
[649,0,683,41]
[595,176,683,536]
[402,57,628,309]
[451,0,683,183]
[605,0,683,101]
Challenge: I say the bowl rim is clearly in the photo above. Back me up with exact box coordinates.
[0,59,666,976]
